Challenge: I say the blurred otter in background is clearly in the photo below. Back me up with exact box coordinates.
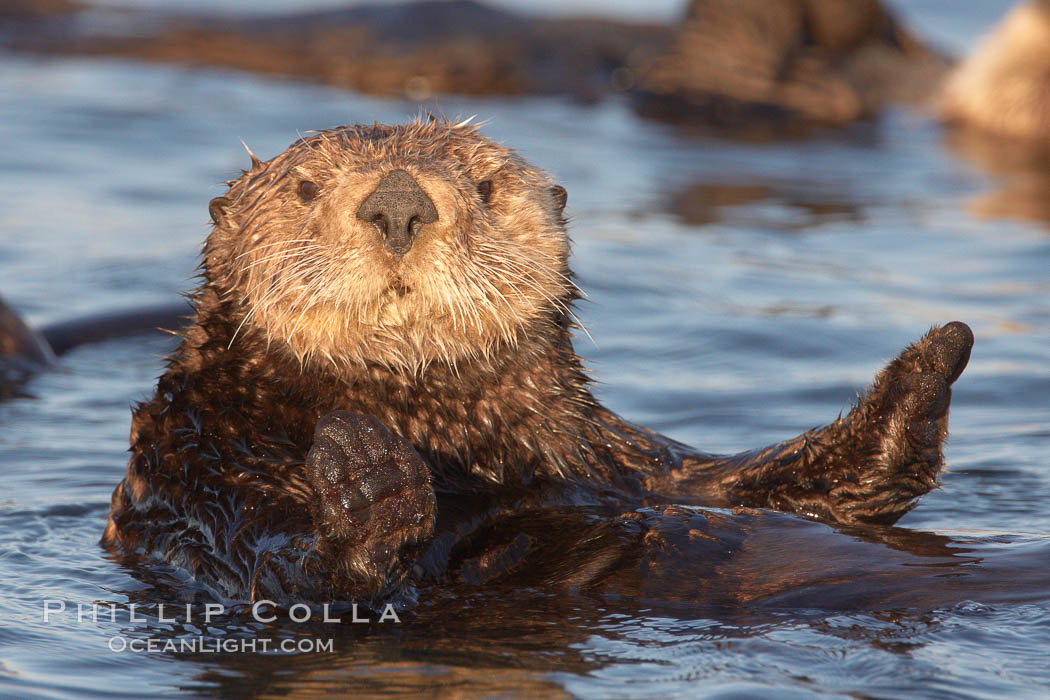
[939,1,1050,141]
[0,297,53,399]
[0,0,78,22]
[5,0,672,102]
[7,0,946,132]
[634,0,949,134]
[937,2,1050,226]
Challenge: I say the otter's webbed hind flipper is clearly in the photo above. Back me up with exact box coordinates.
[661,322,974,526]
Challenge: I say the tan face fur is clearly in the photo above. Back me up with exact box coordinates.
[205,120,573,374]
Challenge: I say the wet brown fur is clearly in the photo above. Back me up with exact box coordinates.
[103,120,974,605]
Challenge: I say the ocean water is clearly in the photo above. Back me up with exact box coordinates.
[0,1,1047,697]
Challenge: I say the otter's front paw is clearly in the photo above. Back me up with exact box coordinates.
[306,411,436,583]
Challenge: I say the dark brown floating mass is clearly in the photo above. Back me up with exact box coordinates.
[5,0,948,131]
[633,0,950,134]
[0,0,79,22]
[4,0,670,101]
[0,295,53,399]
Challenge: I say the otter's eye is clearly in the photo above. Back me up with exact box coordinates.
[477,180,493,203]
[297,180,320,201]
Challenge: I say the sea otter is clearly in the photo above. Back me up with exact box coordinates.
[12,0,952,134]
[102,120,974,606]
[939,0,1050,141]
[634,0,949,132]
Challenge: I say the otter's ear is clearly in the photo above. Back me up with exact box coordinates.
[209,196,231,226]
[550,185,567,214]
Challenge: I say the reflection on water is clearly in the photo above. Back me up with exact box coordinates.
[671,181,864,231]
[0,2,1049,696]
[944,125,1050,226]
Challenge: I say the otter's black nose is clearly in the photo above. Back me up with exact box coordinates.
[356,169,438,256]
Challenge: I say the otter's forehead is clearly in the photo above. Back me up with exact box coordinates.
[279,121,517,178]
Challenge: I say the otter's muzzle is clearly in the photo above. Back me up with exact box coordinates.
[356,170,438,256]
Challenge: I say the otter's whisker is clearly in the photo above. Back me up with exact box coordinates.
[242,251,327,304]
[235,238,317,260]
[242,245,326,271]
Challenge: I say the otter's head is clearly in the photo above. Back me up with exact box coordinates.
[205,120,573,374]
